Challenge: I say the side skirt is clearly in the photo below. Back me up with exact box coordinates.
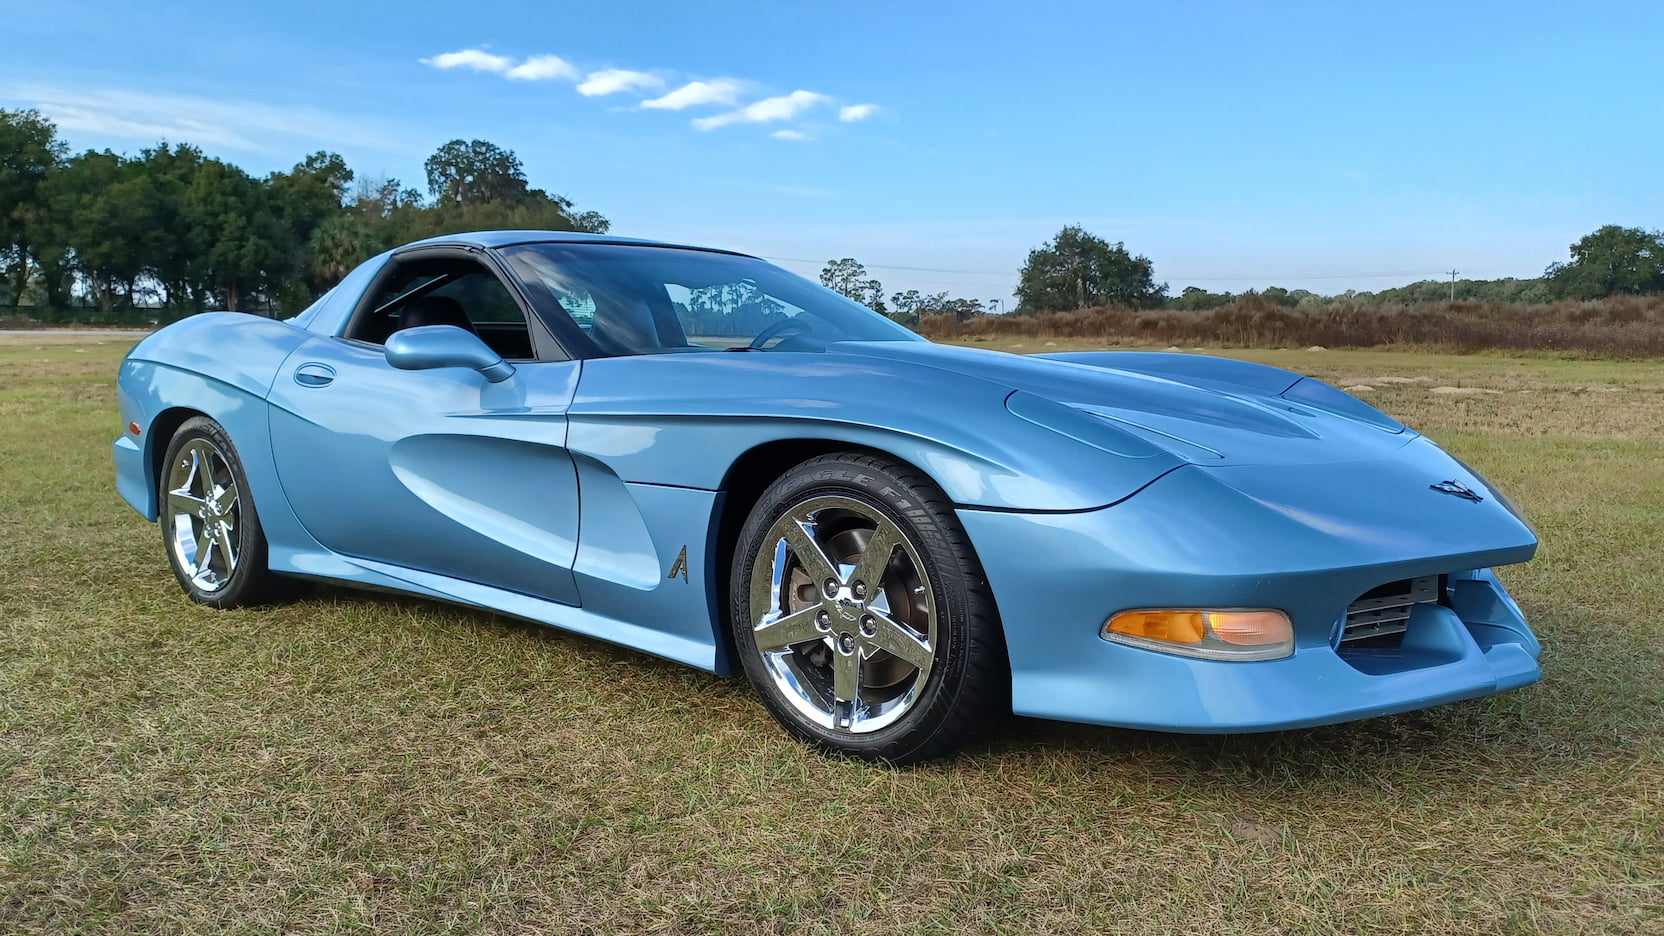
[270,550,720,673]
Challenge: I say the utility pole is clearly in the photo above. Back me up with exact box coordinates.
[1447,269,1460,301]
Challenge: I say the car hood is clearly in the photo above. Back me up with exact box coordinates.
[836,341,1415,467]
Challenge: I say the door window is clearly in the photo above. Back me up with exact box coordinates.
[346,259,537,361]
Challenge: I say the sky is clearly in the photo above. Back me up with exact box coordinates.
[2,0,1661,303]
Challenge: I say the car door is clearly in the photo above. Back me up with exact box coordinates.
[265,250,584,606]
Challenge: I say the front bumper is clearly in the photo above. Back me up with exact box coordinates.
[960,446,1540,733]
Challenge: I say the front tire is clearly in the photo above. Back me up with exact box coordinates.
[159,416,287,608]
[730,453,1006,764]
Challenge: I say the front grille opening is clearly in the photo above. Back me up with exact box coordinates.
[1338,575,1441,650]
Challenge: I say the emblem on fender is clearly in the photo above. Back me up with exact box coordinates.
[1430,479,1483,502]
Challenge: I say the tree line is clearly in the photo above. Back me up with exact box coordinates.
[817,258,988,324]
[6,103,1659,324]
[823,223,1664,320]
[818,225,1167,322]
[0,109,606,317]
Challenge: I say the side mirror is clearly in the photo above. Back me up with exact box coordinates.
[384,325,515,382]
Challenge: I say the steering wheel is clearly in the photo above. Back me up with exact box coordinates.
[747,318,815,350]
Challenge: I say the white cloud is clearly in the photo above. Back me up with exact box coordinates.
[507,54,579,82]
[692,90,830,130]
[420,48,514,75]
[640,79,744,110]
[0,83,399,152]
[771,129,814,142]
[416,53,877,138]
[577,69,663,97]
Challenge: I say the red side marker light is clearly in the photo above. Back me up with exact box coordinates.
[128,422,141,435]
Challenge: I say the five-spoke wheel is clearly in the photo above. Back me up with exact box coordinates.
[732,453,1005,763]
[749,494,938,733]
[159,416,285,607]
[165,437,241,592]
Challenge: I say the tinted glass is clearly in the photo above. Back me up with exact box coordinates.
[348,261,536,360]
[429,271,525,324]
[501,243,921,355]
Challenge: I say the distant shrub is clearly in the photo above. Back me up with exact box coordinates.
[917,295,1664,356]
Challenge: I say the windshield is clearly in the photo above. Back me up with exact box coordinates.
[500,243,921,355]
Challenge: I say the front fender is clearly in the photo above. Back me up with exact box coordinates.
[114,313,311,521]
[567,352,1184,511]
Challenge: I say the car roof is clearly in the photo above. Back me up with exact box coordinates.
[395,229,757,257]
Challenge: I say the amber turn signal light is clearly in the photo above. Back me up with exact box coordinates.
[1104,609,1294,661]
[1105,610,1207,644]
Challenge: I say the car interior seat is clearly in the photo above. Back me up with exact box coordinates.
[398,295,477,334]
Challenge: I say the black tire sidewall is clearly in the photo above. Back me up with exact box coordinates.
[158,416,274,608]
[730,454,997,763]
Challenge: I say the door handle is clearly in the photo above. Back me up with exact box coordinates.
[293,362,336,388]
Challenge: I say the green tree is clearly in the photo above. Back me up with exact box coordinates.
[421,139,608,240]
[183,158,284,311]
[1015,225,1166,313]
[424,139,529,206]
[889,288,928,323]
[819,258,886,312]
[1168,286,1234,310]
[6,132,609,318]
[891,288,983,324]
[938,297,985,322]
[438,191,604,237]
[267,151,353,299]
[1372,276,1555,304]
[1545,225,1664,299]
[307,176,428,288]
[0,109,67,306]
[133,143,207,309]
[43,151,157,310]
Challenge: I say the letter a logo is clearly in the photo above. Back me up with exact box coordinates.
[668,546,689,583]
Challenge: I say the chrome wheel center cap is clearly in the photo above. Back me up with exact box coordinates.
[750,494,940,735]
[832,589,863,622]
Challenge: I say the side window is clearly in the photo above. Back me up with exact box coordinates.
[666,282,800,350]
[346,260,537,361]
[430,273,524,325]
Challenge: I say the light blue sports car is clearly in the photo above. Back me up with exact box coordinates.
[113,231,1541,762]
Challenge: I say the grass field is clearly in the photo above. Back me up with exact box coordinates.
[2,332,1661,934]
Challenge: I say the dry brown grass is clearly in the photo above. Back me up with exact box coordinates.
[920,295,1664,356]
[2,339,1661,934]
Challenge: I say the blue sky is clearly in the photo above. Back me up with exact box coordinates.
[3,0,1660,301]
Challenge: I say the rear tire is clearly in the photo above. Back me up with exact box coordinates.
[158,416,289,608]
[730,452,1006,764]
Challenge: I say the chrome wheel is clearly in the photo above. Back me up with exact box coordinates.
[164,438,240,593]
[748,494,938,734]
